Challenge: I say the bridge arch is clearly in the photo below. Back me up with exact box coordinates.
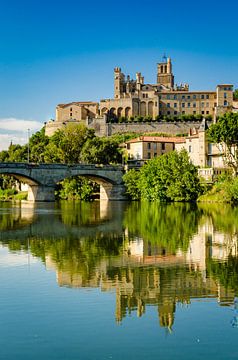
[0,163,126,202]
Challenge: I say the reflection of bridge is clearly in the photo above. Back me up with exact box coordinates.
[0,201,125,241]
[0,162,126,201]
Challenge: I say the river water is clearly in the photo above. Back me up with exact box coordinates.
[0,200,238,359]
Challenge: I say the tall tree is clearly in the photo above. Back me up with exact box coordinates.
[207,112,238,173]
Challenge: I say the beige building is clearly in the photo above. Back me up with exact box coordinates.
[125,136,185,160]
[45,57,234,136]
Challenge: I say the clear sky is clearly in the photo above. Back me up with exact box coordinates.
[0,0,237,149]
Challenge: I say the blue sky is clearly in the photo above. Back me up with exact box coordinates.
[0,0,237,149]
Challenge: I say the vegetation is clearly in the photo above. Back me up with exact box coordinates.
[198,174,238,203]
[123,149,202,202]
[207,112,238,174]
[234,89,238,100]
[107,113,211,124]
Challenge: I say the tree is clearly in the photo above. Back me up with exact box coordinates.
[124,150,201,202]
[51,123,95,163]
[207,112,238,173]
[81,137,122,164]
[123,169,141,200]
[234,89,238,100]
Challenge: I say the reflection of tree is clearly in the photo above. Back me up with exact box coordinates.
[58,201,103,227]
[207,255,238,295]
[124,202,201,253]
[198,203,238,236]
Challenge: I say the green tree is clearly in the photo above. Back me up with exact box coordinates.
[52,123,95,163]
[123,169,141,200]
[234,89,238,100]
[81,137,122,164]
[207,112,238,173]
[124,150,201,201]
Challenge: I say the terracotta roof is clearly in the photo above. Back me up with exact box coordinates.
[126,136,186,144]
[57,101,97,108]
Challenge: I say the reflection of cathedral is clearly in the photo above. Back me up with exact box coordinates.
[45,216,237,331]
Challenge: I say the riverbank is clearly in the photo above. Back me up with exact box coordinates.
[0,189,28,201]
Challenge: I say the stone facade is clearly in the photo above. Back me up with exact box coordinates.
[45,57,234,137]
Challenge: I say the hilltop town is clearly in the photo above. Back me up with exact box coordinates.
[45,57,237,138]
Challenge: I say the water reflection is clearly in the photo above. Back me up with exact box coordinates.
[0,201,238,331]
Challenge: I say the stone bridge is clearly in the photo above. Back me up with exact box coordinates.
[0,162,126,202]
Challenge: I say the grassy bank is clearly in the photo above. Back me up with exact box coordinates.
[198,176,238,203]
[0,189,28,201]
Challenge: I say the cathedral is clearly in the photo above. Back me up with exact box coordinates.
[45,57,234,136]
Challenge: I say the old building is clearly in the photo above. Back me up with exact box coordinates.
[45,57,234,136]
[125,136,185,161]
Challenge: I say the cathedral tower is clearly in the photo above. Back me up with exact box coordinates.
[157,56,174,89]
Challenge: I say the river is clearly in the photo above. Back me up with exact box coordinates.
[0,200,238,359]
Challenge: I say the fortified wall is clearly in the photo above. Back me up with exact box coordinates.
[86,117,210,137]
[46,116,211,137]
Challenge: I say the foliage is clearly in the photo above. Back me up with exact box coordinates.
[199,174,238,203]
[138,150,201,201]
[81,137,122,164]
[51,123,95,163]
[234,89,238,100]
[56,176,99,201]
[207,112,238,173]
[123,169,141,200]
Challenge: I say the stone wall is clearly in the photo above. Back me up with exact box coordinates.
[87,118,210,137]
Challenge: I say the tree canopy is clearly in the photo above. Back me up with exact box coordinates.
[207,112,238,173]
[123,149,202,202]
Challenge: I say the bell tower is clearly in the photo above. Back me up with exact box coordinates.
[157,56,174,89]
[114,67,125,99]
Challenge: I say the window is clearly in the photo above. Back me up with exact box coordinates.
[174,111,177,115]
[70,107,72,111]
[201,95,205,99]
[147,152,151,159]
[167,111,171,115]
[182,103,185,108]
[70,112,72,117]
[174,95,177,100]
[167,103,170,108]
[193,103,196,108]
[153,143,157,150]
[193,94,196,99]
[224,100,228,106]
[154,152,157,157]
[201,102,204,107]
[202,111,205,114]
[206,94,209,99]
[188,103,191,107]
[167,94,170,99]
[155,102,157,106]
[224,92,227,99]
[147,143,151,150]
[214,102,217,107]
[182,95,185,99]
[206,111,209,114]
[189,145,192,153]
[182,111,185,114]
[193,111,196,114]
[187,95,190,99]
[161,143,165,150]
[174,103,177,107]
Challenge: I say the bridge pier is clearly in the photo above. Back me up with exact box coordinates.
[100,183,127,201]
[28,184,55,202]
